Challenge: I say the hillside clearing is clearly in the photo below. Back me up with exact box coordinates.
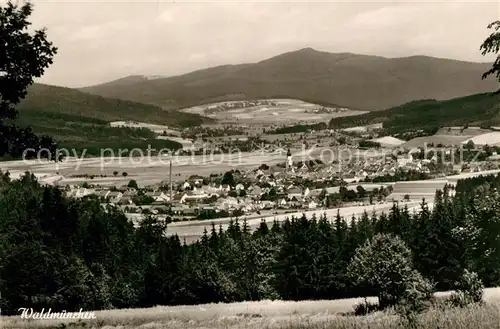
[461,132,500,146]
[402,135,472,149]
[180,99,366,125]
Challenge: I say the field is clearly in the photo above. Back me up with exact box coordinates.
[0,146,385,188]
[0,149,313,187]
[4,288,500,329]
[372,136,405,148]
[401,135,471,149]
[341,123,384,133]
[109,121,182,136]
[461,132,500,146]
[180,99,366,125]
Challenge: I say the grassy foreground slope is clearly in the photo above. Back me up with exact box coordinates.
[80,48,497,111]
[5,84,212,156]
[328,92,500,132]
[4,291,500,329]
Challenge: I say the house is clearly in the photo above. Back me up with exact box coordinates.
[308,200,318,209]
[118,195,134,205]
[217,197,239,211]
[187,175,204,186]
[307,189,324,199]
[235,183,245,191]
[107,191,123,204]
[397,153,413,167]
[123,190,138,197]
[180,192,209,204]
[241,203,254,213]
[96,190,111,199]
[182,181,191,190]
[343,171,356,179]
[259,200,275,210]
[249,186,263,198]
[70,188,94,198]
[201,184,223,195]
[146,191,170,203]
[288,200,303,208]
[287,188,303,200]
[171,206,198,217]
[255,169,266,177]
[356,170,368,178]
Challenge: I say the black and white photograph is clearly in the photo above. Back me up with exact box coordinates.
[1,0,500,328]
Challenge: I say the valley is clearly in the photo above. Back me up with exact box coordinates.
[2,3,500,326]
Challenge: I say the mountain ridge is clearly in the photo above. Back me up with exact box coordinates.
[79,48,498,111]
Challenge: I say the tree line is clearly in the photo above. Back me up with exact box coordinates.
[1,171,500,314]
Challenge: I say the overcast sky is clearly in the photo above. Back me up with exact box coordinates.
[19,0,500,87]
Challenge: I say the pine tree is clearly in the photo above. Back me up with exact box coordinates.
[413,192,466,290]
[464,191,500,286]
[357,211,373,245]
[388,202,403,236]
[209,222,218,248]
[254,219,270,237]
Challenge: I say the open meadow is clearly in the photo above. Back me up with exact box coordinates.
[180,99,367,125]
[4,288,500,329]
[0,150,302,187]
[0,146,385,187]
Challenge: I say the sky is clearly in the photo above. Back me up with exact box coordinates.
[13,0,500,87]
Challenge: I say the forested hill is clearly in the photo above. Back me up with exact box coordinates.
[3,84,210,157]
[18,83,211,127]
[79,48,497,111]
[328,92,500,132]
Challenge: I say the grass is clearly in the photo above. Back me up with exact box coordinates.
[4,289,500,329]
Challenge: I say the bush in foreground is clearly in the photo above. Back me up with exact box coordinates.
[448,269,484,308]
[348,234,434,312]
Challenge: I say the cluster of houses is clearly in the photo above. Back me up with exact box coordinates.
[204,100,278,115]
[64,175,328,219]
[60,147,500,220]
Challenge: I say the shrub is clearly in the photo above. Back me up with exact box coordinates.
[395,271,435,321]
[348,234,434,310]
[448,269,484,308]
[353,297,379,316]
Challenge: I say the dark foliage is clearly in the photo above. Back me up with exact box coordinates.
[328,93,500,134]
[0,172,499,314]
[0,1,58,160]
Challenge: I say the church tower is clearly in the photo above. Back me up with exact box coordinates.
[286,148,292,173]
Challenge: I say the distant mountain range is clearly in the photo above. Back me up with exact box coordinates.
[79,48,498,111]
